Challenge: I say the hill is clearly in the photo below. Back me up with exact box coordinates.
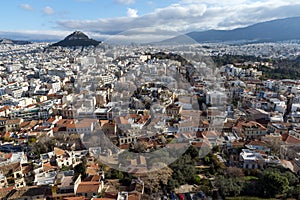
[0,38,32,45]
[52,31,100,47]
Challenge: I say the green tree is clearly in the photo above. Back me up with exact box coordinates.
[167,153,197,191]
[111,169,124,180]
[283,171,299,186]
[74,158,87,178]
[291,184,300,199]
[184,145,199,159]
[261,171,289,198]
[193,175,201,185]
[215,175,244,197]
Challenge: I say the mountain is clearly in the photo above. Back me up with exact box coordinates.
[0,38,32,45]
[52,31,100,47]
[166,17,300,44]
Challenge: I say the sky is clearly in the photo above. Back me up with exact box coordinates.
[1,0,300,41]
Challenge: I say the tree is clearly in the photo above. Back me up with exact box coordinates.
[111,169,124,180]
[139,166,173,194]
[225,167,244,178]
[193,175,201,185]
[261,171,289,198]
[283,171,299,186]
[215,175,244,197]
[74,157,87,179]
[184,145,199,159]
[169,154,197,183]
[291,184,300,199]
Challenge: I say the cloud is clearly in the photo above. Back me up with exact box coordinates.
[19,4,33,11]
[114,0,135,5]
[57,0,300,35]
[127,8,138,18]
[0,0,300,41]
[57,3,207,32]
[43,6,54,15]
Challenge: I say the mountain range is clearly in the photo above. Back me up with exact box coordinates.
[1,17,300,45]
[164,17,300,44]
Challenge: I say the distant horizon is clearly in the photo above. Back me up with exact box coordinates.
[1,0,300,42]
[0,16,298,45]
[1,16,300,45]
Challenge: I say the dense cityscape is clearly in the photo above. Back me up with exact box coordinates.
[0,31,299,200]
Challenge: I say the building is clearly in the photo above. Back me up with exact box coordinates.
[239,149,265,169]
[241,121,267,140]
[74,175,104,198]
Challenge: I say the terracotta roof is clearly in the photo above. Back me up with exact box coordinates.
[64,197,86,200]
[22,164,33,174]
[0,162,20,174]
[199,119,209,126]
[4,153,13,160]
[284,135,300,145]
[90,174,101,182]
[86,167,98,176]
[282,133,289,141]
[242,121,267,130]
[6,118,22,125]
[203,131,218,137]
[42,162,58,171]
[47,117,56,123]
[3,132,11,138]
[35,126,50,131]
[191,141,211,148]
[76,182,101,194]
[0,186,15,198]
[223,121,235,129]
[54,147,67,157]
[126,114,140,119]
[119,144,130,149]
[80,118,98,123]
[231,142,245,147]
[128,192,140,200]
[247,140,268,147]
[57,119,75,127]
[20,121,30,128]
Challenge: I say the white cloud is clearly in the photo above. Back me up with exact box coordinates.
[114,0,135,5]
[19,4,33,11]
[57,3,207,32]
[43,6,54,15]
[4,0,300,44]
[53,0,300,42]
[127,8,138,18]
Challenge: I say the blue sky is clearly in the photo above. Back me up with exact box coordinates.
[1,0,300,41]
